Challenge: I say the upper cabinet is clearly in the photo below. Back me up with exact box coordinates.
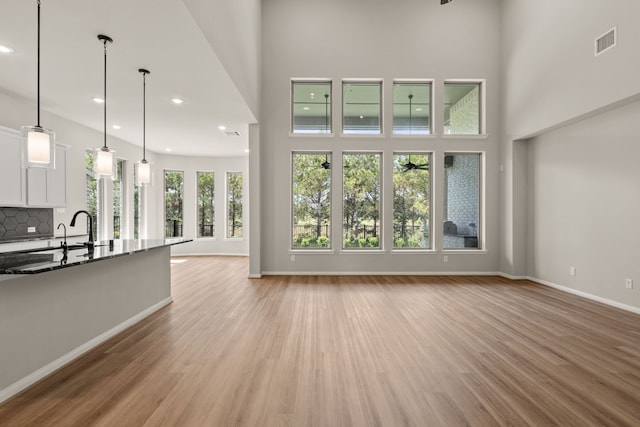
[0,127,26,206]
[0,126,67,208]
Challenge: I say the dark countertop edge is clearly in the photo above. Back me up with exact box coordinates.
[1,239,192,275]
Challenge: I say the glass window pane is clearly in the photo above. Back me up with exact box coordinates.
[393,153,431,249]
[133,167,140,239]
[443,153,480,249]
[113,159,124,239]
[197,172,215,238]
[343,153,381,249]
[165,170,184,238]
[393,83,431,135]
[227,172,243,238]
[292,153,331,249]
[343,82,382,134]
[292,82,332,134]
[444,83,481,135]
[85,150,98,240]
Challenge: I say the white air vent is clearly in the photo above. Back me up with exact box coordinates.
[595,27,616,56]
[224,131,241,137]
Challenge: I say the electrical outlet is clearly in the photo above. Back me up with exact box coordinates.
[569,267,576,276]
[290,255,295,262]
[625,279,633,289]
[443,255,448,263]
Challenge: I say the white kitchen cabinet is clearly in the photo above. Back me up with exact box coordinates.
[0,127,26,206]
[27,145,67,207]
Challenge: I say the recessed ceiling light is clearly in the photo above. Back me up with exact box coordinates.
[92,97,104,104]
[310,93,315,97]
[0,45,15,54]
[112,124,121,130]
[171,98,183,105]
[218,125,227,131]
[165,148,172,152]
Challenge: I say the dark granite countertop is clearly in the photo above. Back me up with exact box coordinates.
[0,238,190,274]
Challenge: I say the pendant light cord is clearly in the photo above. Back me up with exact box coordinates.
[142,72,146,161]
[102,38,107,150]
[36,0,41,127]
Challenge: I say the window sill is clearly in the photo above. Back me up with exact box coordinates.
[340,133,386,138]
[391,133,437,139]
[339,249,387,254]
[224,238,245,242]
[289,132,335,138]
[442,134,488,139]
[441,249,487,255]
[289,249,335,254]
[390,249,437,254]
[195,237,217,241]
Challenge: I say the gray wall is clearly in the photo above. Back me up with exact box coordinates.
[527,99,640,310]
[261,0,501,273]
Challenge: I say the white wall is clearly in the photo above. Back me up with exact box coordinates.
[154,153,250,256]
[261,0,501,274]
[500,0,640,277]
[527,99,640,310]
[182,0,261,120]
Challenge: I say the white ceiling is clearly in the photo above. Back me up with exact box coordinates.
[0,0,256,157]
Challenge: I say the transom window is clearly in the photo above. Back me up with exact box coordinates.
[291,81,332,134]
[393,82,432,135]
[342,81,382,134]
[444,82,482,135]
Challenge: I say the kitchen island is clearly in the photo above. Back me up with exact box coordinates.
[0,238,189,404]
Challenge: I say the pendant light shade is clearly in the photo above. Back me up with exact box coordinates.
[135,68,153,186]
[22,0,55,169]
[94,34,116,180]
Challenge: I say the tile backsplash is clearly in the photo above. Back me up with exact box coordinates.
[0,207,54,242]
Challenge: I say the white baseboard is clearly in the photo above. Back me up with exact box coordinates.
[0,297,173,405]
[497,272,529,280]
[261,270,501,276]
[526,276,640,315]
[247,274,262,279]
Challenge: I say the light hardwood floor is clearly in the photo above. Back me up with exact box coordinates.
[1,256,639,426]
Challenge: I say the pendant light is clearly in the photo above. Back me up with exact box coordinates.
[21,0,55,169]
[135,68,152,186]
[94,34,116,179]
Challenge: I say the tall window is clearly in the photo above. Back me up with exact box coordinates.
[164,170,184,238]
[443,153,481,249]
[85,150,98,239]
[133,167,140,239]
[291,81,332,134]
[226,172,243,238]
[444,82,482,135]
[393,82,432,135]
[343,153,381,249]
[393,153,431,249]
[342,81,382,134]
[292,153,331,249]
[197,172,215,238]
[113,159,124,239]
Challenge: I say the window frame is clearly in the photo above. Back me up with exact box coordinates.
[290,151,333,251]
[164,169,185,238]
[443,79,486,137]
[341,151,384,251]
[290,79,333,136]
[196,170,216,240]
[341,79,384,136]
[442,151,484,252]
[392,79,434,137]
[225,171,244,240]
[391,151,434,251]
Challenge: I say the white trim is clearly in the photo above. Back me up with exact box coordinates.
[442,134,489,139]
[288,132,335,138]
[525,276,640,315]
[0,297,173,405]
[172,252,248,257]
[248,273,262,279]
[339,133,386,138]
[289,250,336,255]
[390,249,437,254]
[262,271,500,276]
[442,250,488,255]
[392,134,438,139]
[497,272,529,280]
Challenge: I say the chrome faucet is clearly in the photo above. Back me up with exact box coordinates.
[70,210,94,251]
